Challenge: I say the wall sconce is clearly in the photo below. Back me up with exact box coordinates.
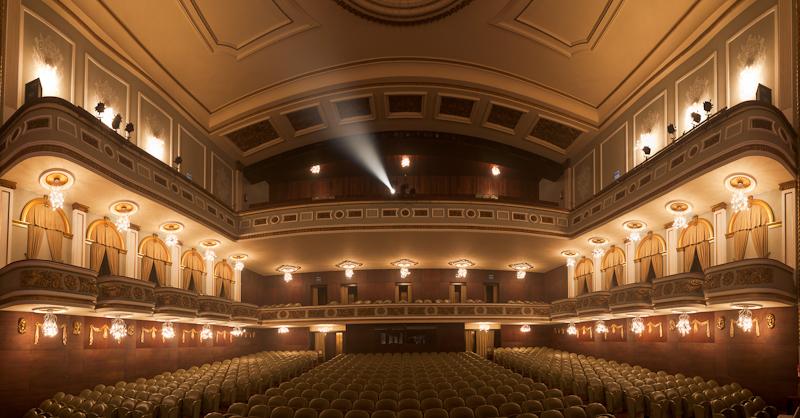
[161,321,175,339]
[231,326,245,337]
[520,324,531,333]
[567,322,577,336]
[733,304,761,332]
[200,324,213,341]
[109,317,127,342]
[594,320,608,334]
[636,132,655,159]
[703,101,713,117]
[630,316,645,335]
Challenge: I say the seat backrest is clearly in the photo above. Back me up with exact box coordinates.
[564,406,587,418]
[450,406,475,418]
[475,404,499,418]
[320,409,345,418]
[422,408,448,418]
[296,407,320,418]
[345,411,371,418]
[421,398,443,411]
[371,410,397,418]
[397,410,423,418]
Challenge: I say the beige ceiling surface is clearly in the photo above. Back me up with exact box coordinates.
[59,0,731,158]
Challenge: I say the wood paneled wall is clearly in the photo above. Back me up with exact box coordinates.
[344,323,466,353]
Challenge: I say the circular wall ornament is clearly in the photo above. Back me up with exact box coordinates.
[335,0,472,25]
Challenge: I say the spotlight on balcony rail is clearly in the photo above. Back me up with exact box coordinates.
[703,100,713,116]
[690,112,702,126]
[124,122,135,141]
[666,123,676,140]
[24,79,43,103]
[94,102,106,118]
[111,114,122,131]
[756,84,772,104]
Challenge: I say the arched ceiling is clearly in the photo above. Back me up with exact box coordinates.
[59,0,732,163]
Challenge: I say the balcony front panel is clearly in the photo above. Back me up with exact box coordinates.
[609,283,653,313]
[0,260,97,310]
[153,287,199,318]
[231,302,260,324]
[95,276,156,314]
[652,272,706,310]
[197,295,232,321]
[550,298,578,320]
[257,302,550,326]
[703,259,795,306]
[575,291,611,316]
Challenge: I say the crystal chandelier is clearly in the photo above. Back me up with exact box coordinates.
[449,259,474,279]
[231,326,244,337]
[401,156,411,168]
[592,247,605,259]
[319,326,331,334]
[631,316,645,335]
[164,234,178,247]
[456,268,467,278]
[161,321,175,339]
[278,326,289,334]
[594,320,608,334]
[337,260,362,279]
[277,265,300,283]
[566,257,576,267]
[730,190,749,213]
[737,307,754,332]
[114,215,130,232]
[42,311,59,337]
[233,260,245,272]
[566,322,578,336]
[48,187,65,211]
[283,272,293,282]
[672,214,688,229]
[110,317,127,342]
[400,267,410,279]
[392,259,417,279]
[509,262,533,280]
[41,171,72,211]
[676,313,692,336]
[520,324,531,333]
[666,201,691,230]
[200,324,213,341]
[204,249,216,262]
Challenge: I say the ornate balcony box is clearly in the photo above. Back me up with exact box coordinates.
[197,295,232,321]
[575,291,610,316]
[652,272,705,310]
[0,260,97,310]
[703,258,795,306]
[231,302,259,324]
[153,287,198,318]
[95,275,156,315]
[609,283,653,313]
[550,298,577,320]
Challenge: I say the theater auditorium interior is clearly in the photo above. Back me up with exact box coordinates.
[0,0,799,417]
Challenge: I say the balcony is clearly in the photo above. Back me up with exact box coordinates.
[652,272,706,310]
[197,295,232,321]
[95,275,156,315]
[0,260,97,310]
[257,301,551,326]
[609,283,653,313]
[550,299,578,320]
[231,302,260,324]
[575,291,610,316]
[703,258,795,307]
[153,287,199,318]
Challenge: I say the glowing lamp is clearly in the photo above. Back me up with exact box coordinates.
[738,65,762,102]
[676,312,691,336]
[520,324,531,333]
[594,320,608,334]
[278,326,289,334]
[310,165,321,174]
[165,234,178,247]
[110,317,127,342]
[631,316,645,336]
[491,165,501,176]
[35,63,60,96]
[145,136,166,162]
[566,322,577,336]
[401,156,411,168]
[200,324,213,341]
[204,249,216,262]
[42,311,59,337]
[478,323,490,332]
[161,321,175,339]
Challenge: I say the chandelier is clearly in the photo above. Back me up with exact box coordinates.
[110,201,138,233]
[164,234,179,247]
[478,323,490,332]
[666,201,691,230]
[231,326,244,337]
[200,324,213,341]
[449,259,475,279]
[40,170,73,211]
[735,304,759,332]
[42,311,59,337]
[676,312,692,336]
[230,254,248,272]
[594,320,608,334]
[278,326,289,334]
[509,262,533,280]
[277,265,300,282]
[624,221,647,243]
[631,316,645,336]
[337,260,363,279]
[203,249,216,262]
[161,321,175,339]
[110,317,127,342]
[520,324,531,333]
[391,259,418,279]
[566,322,577,336]
[725,174,756,213]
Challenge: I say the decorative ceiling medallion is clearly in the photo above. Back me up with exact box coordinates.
[560,250,578,257]
[508,262,533,271]
[390,258,418,268]
[724,173,756,193]
[587,237,607,245]
[622,220,647,232]
[448,259,475,268]
[199,239,221,248]
[335,0,472,25]
[665,200,692,214]
[32,306,67,313]
[230,254,248,261]
[336,260,363,270]
[159,222,184,233]
[276,265,300,274]
[109,200,139,216]
[39,169,74,190]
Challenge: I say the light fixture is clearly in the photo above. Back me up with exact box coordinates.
[110,201,139,232]
[319,326,331,334]
[667,123,676,140]
[278,326,289,334]
[389,187,396,195]
[34,63,60,96]
[144,135,166,162]
[725,174,756,213]
[666,201,692,229]
[631,316,645,336]
[310,164,321,174]
[110,317,127,342]
[566,258,576,267]
[623,221,647,243]
[42,310,59,337]
[561,250,578,267]
[165,234,179,247]
[201,240,219,261]
[738,64,763,102]
[636,132,655,158]
[703,101,713,117]
[391,259,418,279]
[733,304,761,333]
[336,260,363,279]
[231,326,244,337]
[159,222,184,247]
[520,324,531,333]
[200,324,213,341]
[449,259,475,278]
[96,102,117,128]
[401,156,411,168]
[161,321,175,339]
[204,249,216,262]
[277,265,300,282]
[39,170,74,211]
[595,320,608,334]
[567,322,577,336]
[491,165,501,176]
[588,238,607,259]
[478,323,491,332]
[124,122,135,140]
[230,254,248,272]
[509,262,533,279]
[676,312,692,336]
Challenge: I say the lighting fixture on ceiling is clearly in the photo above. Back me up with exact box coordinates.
[561,250,578,267]
[401,156,411,168]
[165,234,179,247]
[588,237,607,259]
[623,220,647,243]
[725,174,756,213]
[39,170,74,211]
[160,222,183,247]
[491,165,501,176]
[509,262,533,279]
[310,164,321,174]
[109,317,127,342]
[733,304,760,333]
[478,323,491,332]
[318,326,331,334]
[230,254,248,272]
[565,258,576,267]
[42,310,59,338]
[630,316,645,336]
[336,260,363,279]
[391,259,418,279]
[594,320,608,334]
[277,265,300,282]
[449,259,475,279]
[201,240,219,261]
[110,201,139,232]
[204,250,216,262]
[675,311,692,336]
[231,326,245,337]
[567,322,577,336]
[161,321,175,339]
[520,324,531,333]
[278,326,289,334]
[666,201,692,229]
[200,324,213,341]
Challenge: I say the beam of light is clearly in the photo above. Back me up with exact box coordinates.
[339,134,393,193]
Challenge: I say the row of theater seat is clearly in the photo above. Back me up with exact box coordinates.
[494,347,779,418]
[218,352,615,418]
[23,350,318,418]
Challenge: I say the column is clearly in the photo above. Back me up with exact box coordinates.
[124,224,139,278]
[0,180,15,268]
[566,260,576,298]
[71,203,89,268]
[780,181,796,267]
[170,242,182,288]
[624,239,635,284]
[592,253,603,291]
[233,267,242,302]
[665,224,679,275]
[205,256,215,296]
[711,203,728,266]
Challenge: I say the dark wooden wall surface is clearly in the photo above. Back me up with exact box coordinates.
[344,323,466,353]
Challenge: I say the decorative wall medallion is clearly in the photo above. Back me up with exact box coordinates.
[716,316,726,330]
[335,0,471,25]
[766,313,775,329]
[18,318,27,334]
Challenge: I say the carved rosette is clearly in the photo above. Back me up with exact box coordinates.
[20,268,97,296]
